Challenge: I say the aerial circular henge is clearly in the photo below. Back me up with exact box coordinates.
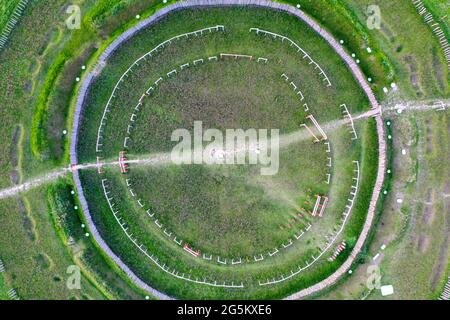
[71,0,386,300]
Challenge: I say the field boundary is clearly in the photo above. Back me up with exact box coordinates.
[70,0,385,299]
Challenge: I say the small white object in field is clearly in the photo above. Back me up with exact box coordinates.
[390,82,396,88]
[81,65,86,70]
[76,77,80,82]
[340,40,344,44]
[381,244,386,250]
[368,77,372,82]
[383,87,388,93]
[74,206,78,210]
[136,15,140,19]
[81,224,85,228]
[387,169,391,174]
[63,130,67,135]
[380,285,394,296]
[383,190,388,195]
[401,149,407,155]
[366,47,372,53]
[145,296,150,300]
[71,190,75,195]
[351,53,356,57]
[388,135,392,139]
[397,108,403,114]
[296,4,301,8]
[356,59,360,64]
[348,270,353,274]
[396,198,403,204]
[85,233,90,237]
[386,121,391,126]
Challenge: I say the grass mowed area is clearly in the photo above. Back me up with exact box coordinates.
[76,7,378,298]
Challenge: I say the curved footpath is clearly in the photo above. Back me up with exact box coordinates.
[69,0,386,300]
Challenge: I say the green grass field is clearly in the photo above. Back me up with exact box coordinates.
[74,7,379,299]
[0,0,447,301]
